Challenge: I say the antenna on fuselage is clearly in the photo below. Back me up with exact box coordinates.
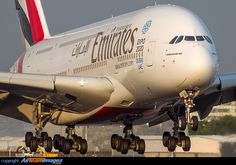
[155,1,157,6]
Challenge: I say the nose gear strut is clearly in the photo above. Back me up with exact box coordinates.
[163,90,200,152]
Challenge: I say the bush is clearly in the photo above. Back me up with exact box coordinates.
[190,116,236,135]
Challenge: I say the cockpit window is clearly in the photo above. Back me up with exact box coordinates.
[169,35,213,44]
[185,36,195,41]
[204,36,213,44]
[175,36,184,44]
[169,36,178,44]
[196,36,205,41]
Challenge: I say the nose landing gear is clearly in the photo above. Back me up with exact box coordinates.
[163,90,200,152]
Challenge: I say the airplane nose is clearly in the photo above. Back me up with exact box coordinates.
[181,46,218,90]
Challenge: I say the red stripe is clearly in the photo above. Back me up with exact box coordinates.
[18,54,25,73]
[26,0,44,44]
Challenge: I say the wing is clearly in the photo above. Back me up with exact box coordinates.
[0,72,114,121]
[195,73,236,119]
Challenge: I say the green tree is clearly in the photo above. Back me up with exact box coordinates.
[190,116,236,135]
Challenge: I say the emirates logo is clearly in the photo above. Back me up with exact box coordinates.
[142,20,152,34]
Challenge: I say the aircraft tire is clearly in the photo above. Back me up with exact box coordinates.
[179,117,187,131]
[179,132,186,141]
[45,137,53,152]
[53,134,60,149]
[162,132,171,147]
[111,134,118,149]
[25,132,33,147]
[115,136,123,151]
[120,139,129,154]
[137,139,145,154]
[30,137,38,152]
[182,136,191,152]
[62,139,72,155]
[41,132,48,141]
[58,136,65,152]
[79,139,88,155]
[190,116,199,131]
[168,136,176,152]
[133,136,141,151]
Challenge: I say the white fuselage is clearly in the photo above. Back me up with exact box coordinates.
[11,5,218,125]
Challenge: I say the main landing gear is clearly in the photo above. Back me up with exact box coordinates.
[162,90,199,152]
[25,101,53,153]
[25,131,53,153]
[25,100,88,155]
[111,121,145,155]
[53,126,88,155]
[162,124,191,152]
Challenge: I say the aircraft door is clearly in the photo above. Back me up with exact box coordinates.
[145,41,156,67]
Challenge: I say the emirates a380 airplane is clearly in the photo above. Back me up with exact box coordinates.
[0,0,233,155]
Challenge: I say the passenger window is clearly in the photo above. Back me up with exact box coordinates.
[175,36,184,44]
[204,36,213,44]
[196,36,205,41]
[185,36,195,41]
[169,36,178,44]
